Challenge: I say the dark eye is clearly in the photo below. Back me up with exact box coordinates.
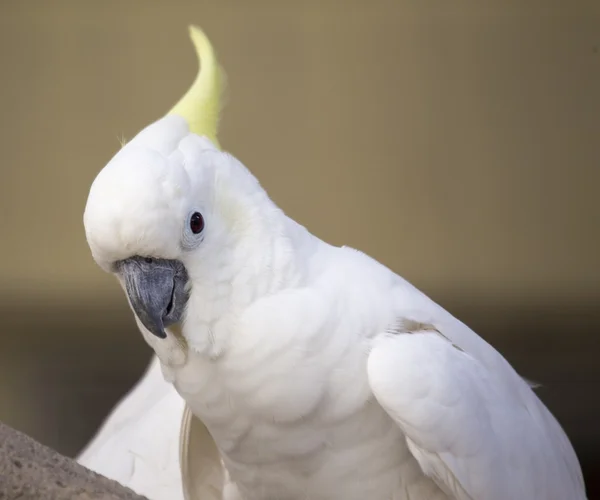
[189,212,204,234]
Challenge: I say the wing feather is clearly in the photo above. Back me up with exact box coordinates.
[77,356,186,500]
[179,405,224,500]
[367,319,586,500]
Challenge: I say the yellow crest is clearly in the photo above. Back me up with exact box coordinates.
[168,26,226,149]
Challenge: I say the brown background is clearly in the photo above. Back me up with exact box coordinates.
[1,1,599,496]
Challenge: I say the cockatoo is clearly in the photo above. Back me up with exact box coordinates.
[82,25,587,500]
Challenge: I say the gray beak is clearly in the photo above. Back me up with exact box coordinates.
[116,256,189,339]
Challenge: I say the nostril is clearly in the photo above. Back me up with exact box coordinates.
[144,257,153,264]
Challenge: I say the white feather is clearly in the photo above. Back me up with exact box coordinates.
[77,356,187,500]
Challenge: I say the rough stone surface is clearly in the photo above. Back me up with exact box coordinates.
[0,421,148,499]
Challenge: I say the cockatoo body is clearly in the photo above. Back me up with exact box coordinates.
[82,26,587,500]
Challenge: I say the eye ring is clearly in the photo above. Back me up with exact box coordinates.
[189,212,204,234]
[182,209,206,250]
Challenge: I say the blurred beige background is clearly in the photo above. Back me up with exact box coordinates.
[0,0,599,496]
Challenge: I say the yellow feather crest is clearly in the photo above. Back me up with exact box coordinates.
[168,26,226,149]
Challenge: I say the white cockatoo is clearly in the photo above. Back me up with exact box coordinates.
[82,25,587,500]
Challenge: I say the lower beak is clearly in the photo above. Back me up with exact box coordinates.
[116,256,189,339]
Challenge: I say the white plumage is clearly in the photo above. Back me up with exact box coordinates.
[80,26,586,500]
[76,356,187,499]
[77,354,224,500]
[81,115,586,499]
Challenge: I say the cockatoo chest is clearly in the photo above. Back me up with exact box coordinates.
[165,326,444,500]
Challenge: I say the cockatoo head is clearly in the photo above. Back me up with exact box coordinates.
[84,27,275,342]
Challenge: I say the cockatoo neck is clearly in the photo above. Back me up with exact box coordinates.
[182,182,319,357]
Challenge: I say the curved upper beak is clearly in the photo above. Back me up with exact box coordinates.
[116,256,189,339]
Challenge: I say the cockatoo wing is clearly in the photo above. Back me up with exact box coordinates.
[367,304,586,500]
[179,406,224,500]
[77,355,187,500]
